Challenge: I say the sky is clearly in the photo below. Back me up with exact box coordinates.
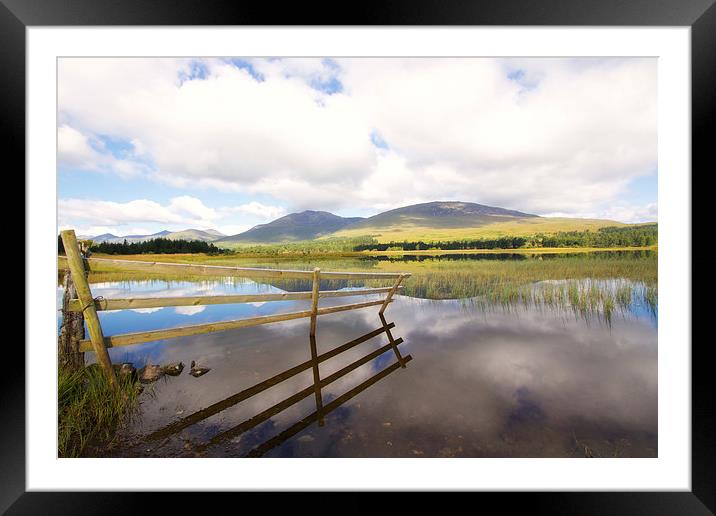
[57,57,657,237]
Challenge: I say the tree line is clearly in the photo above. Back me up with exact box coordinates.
[352,224,657,252]
[59,236,227,255]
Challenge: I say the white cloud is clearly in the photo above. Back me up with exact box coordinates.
[58,57,657,220]
[59,57,374,187]
[58,196,288,236]
[58,125,146,178]
[168,195,219,221]
[215,224,253,236]
[543,202,658,223]
[600,203,658,224]
[58,196,220,230]
[336,58,656,215]
[221,201,287,220]
[131,308,163,314]
[174,306,206,316]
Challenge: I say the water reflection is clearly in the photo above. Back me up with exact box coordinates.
[358,250,656,263]
[111,315,412,457]
[97,288,656,458]
[56,272,657,458]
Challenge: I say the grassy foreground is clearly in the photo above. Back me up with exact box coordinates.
[58,365,140,457]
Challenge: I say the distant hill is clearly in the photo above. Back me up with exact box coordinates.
[162,229,225,242]
[78,200,636,248]
[218,210,364,243]
[347,201,537,229]
[78,232,120,243]
[81,228,225,244]
[328,201,626,243]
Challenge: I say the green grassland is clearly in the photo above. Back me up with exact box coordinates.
[329,217,628,243]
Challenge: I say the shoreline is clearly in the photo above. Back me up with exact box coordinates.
[354,246,657,256]
[64,245,657,263]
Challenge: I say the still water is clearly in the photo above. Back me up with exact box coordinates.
[57,271,657,458]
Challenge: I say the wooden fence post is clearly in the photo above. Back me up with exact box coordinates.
[58,269,85,371]
[60,230,116,387]
[309,268,325,425]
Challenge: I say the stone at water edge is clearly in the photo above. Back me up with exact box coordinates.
[113,363,137,382]
[162,362,184,376]
[189,360,211,378]
[138,364,164,384]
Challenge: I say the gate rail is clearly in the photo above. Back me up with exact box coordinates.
[58,230,410,391]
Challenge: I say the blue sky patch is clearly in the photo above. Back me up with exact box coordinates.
[370,131,389,150]
[225,58,264,81]
[178,59,210,84]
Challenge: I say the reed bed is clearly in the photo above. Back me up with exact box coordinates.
[61,251,657,321]
[58,364,141,457]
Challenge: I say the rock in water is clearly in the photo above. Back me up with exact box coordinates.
[162,362,184,376]
[189,360,211,378]
[138,364,164,384]
[113,363,137,382]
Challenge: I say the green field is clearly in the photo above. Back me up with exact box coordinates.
[329,217,628,243]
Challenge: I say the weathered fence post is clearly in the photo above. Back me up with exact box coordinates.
[58,269,85,371]
[309,268,325,426]
[60,230,116,387]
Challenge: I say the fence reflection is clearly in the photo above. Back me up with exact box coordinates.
[145,316,411,456]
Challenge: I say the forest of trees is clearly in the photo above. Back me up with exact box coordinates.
[354,237,528,252]
[58,236,227,255]
[352,224,658,252]
[57,224,657,255]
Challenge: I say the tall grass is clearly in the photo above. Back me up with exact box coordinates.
[61,251,657,322]
[58,365,140,457]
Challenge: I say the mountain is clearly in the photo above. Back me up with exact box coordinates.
[119,230,171,242]
[79,201,630,248]
[83,228,225,244]
[162,229,226,242]
[350,201,538,229]
[329,201,625,242]
[218,210,364,243]
[79,232,119,243]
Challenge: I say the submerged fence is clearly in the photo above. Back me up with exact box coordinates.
[58,229,411,412]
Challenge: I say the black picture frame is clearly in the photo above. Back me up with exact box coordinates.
[4,0,710,513]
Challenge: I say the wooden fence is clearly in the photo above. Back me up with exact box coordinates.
[58,229,411,410]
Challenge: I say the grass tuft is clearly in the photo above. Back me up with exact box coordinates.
[58,364,141,457]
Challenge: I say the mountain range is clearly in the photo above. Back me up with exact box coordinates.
[79,201,631,246]
[80,228,225,244]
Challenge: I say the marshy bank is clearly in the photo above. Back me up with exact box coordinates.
[59,250,657,321]
[58,364,142,457]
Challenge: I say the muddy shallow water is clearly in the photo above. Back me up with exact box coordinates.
[58,276,657,458]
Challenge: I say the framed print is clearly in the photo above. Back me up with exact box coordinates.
[5,0,712,512]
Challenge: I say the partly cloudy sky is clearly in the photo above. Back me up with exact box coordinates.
[58,57,657,237]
